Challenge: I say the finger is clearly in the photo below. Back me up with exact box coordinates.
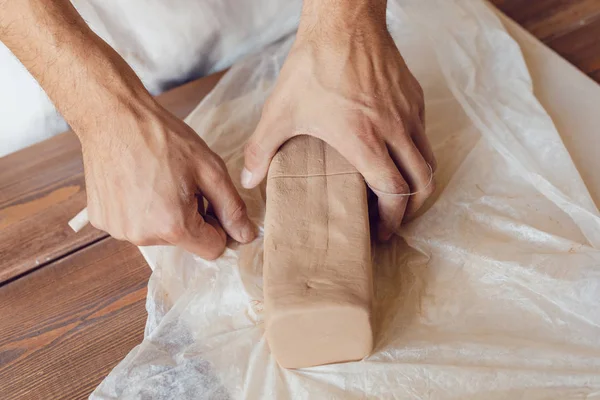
[197,155,257,244]
[320,128,410,240]
[242,114,293,189]
[413,112,437,172]
[175,209,228,260]
[386,133,435,217]
[372,177,410,241]
[204,214,228,244]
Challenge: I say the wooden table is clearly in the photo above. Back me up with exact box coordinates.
[1,2,599,398]
[490,0,600,83]
[0,72,224,399]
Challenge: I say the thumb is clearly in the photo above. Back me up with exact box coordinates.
[242,117,292,189]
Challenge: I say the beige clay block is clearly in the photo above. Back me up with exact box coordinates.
[263,135,373,369]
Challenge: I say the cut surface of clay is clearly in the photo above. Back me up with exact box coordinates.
[263,135,373,369]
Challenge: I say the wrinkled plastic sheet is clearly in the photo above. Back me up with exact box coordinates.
[91,1,600,398]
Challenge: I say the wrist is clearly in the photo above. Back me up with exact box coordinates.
[72,87,158,145]
[0,0,157,141]
[298,0,388,40]
[58,39,157,139]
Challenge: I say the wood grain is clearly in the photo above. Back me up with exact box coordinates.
[0,132,103,284]
[491,0,600,83]
[0,71,224,284]
[547,16,600,83]
[0,238,150,400]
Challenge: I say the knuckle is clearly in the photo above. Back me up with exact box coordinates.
[225,200,247,224]
[158,220,186,243]
[386,175,410,195]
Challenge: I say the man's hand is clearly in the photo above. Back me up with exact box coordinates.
[242,0,436,240]
[81,100,256,259]
[1,0,255,259]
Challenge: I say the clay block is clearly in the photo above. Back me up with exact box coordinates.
[263,135,373,369]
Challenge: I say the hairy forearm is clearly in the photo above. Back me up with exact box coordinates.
[0,0,152,137]
[299,0,388,37]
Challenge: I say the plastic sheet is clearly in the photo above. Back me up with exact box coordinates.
[91,1,600,398]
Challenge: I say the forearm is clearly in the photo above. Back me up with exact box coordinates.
[0,0,153,137]
[299,0,388,37]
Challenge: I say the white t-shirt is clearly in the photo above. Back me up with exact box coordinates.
[0,0,301,156]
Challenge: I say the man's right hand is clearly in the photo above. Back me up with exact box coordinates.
[81,99,256,260]
[1,0,255,259]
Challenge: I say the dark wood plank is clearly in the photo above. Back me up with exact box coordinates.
[491,0,600,40]
[0,132,103,283]
[0,237,150,400]
[0,71,225,284]
[491,0,600,83]
[546,16,600,80]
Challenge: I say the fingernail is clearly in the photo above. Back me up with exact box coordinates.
[241,168,253,189]
[240,221,258,243]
